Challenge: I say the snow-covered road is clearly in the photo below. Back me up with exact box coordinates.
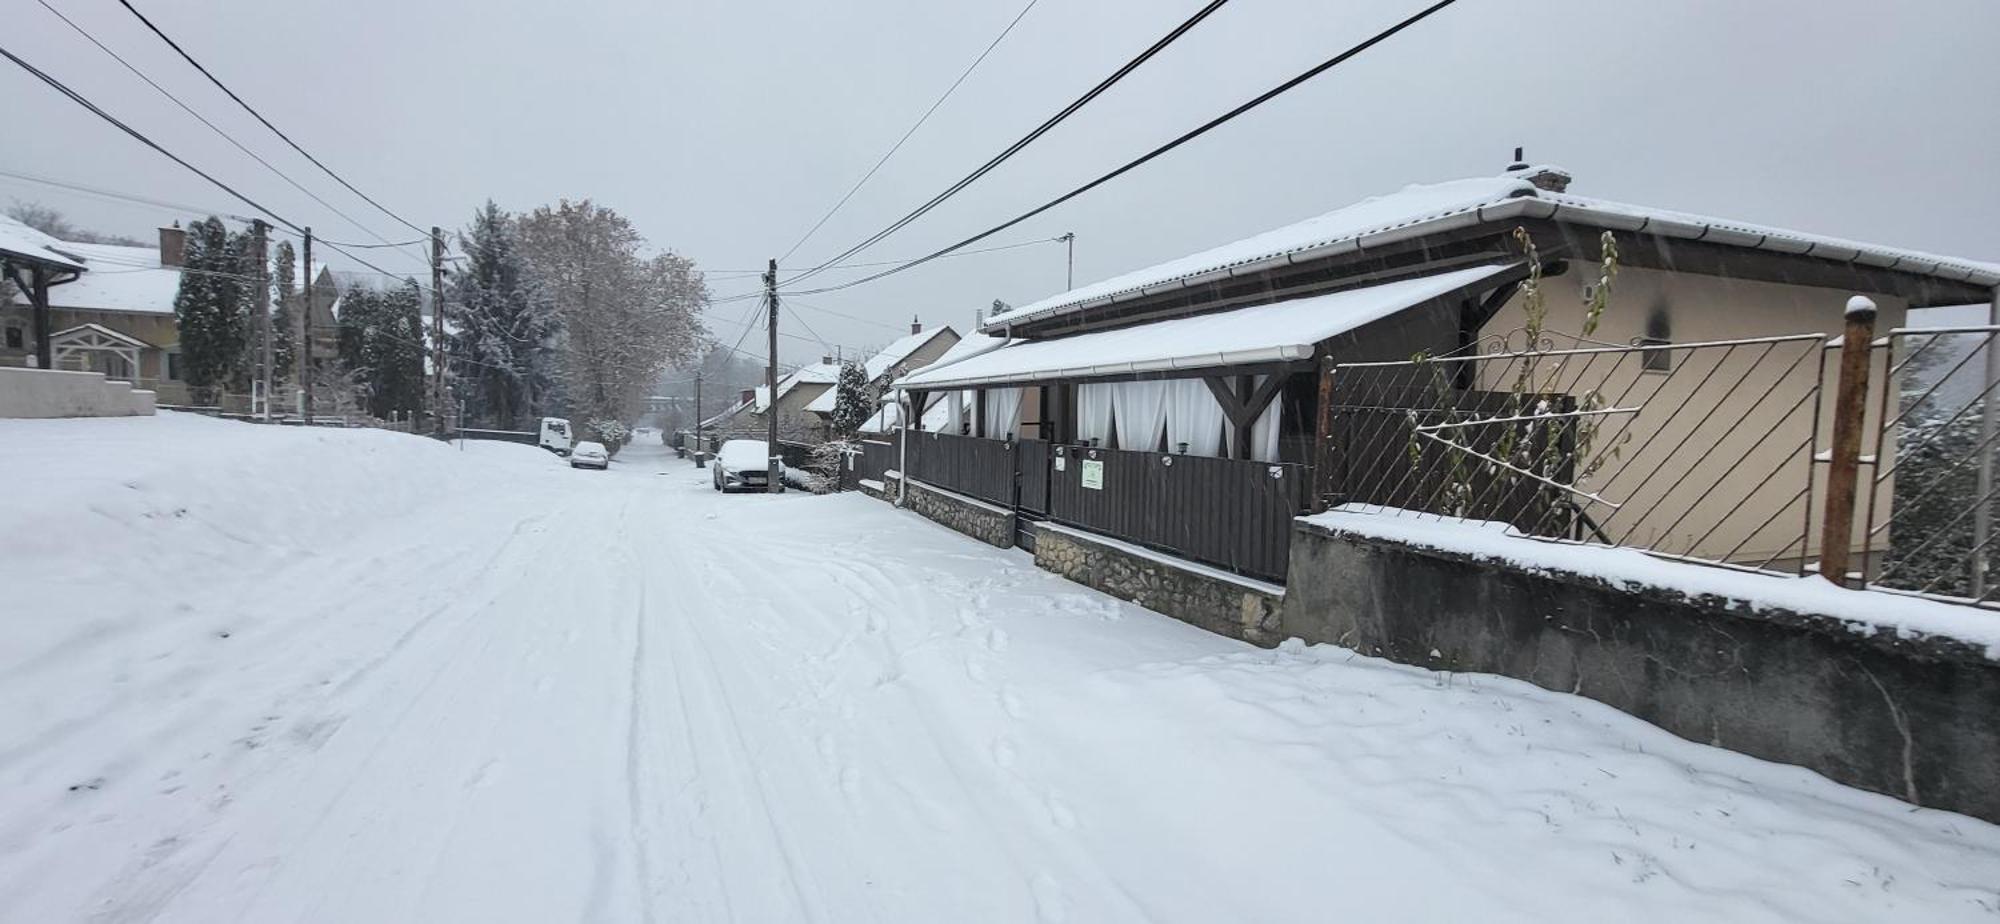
[2,414,1996,923]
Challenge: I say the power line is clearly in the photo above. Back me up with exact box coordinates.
[784,0,1232,288]
[34,0,422,261]
[778,0,1040,264]
[0,41,303,235]
[785,0,1463,299]
[114,0,429,236]
[709,235,1064,276]
[783,296,910,334]
[0,167,253,222]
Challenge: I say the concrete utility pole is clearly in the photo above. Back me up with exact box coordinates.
[764,258,781,493]
[693,371,704,460]
[251,219,271,421]
[430,226,447,433]
[1059,231,1075,290]
[301,227,315,425]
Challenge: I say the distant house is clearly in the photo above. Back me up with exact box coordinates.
[0,221,339,406]
[745,360,841,439]
[804,319,961,432]
[858,331,1004,434]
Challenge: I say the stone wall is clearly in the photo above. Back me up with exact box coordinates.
[1282,517,2000,823]
[899,477,1015,548]
[0,367,157,418]
[1034,524,1282,647]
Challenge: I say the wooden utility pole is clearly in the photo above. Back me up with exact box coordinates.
[765,258,781,493]
[251,219,271,421]
[693,371,704,463]
[430,226,447,433]
[300,227,315,425]
[1818,296,1876,586]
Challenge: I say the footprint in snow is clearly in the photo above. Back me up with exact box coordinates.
[985,627,1010,653]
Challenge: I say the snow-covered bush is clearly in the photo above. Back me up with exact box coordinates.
[588,418,631,453]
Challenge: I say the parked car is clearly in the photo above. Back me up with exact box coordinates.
[539,417,572,455]
[569,441,609,470]
[713,439,780,492]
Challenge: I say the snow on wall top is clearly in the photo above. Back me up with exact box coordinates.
[989,172,2000,332]
[899,264,1512,389]
[1307,508,2000,661]
[0,214,86,271]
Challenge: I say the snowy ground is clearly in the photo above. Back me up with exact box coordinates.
[2,412,1997,923]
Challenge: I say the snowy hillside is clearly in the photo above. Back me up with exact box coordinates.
[0,413,1995,922]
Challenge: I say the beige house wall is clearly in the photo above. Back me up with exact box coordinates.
[1476,264,1906,568]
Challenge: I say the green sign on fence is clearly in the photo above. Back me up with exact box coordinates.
[1080,459,1104,490]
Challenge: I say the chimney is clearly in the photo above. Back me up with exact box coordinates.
[911,316,922,335]
[822,354,833,366]
[158,222,185,267]
[1503,147,1571,193]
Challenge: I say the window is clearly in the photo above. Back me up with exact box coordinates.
[1640,308,1673,372]
[4,326,21,350]
[166,351,183,381]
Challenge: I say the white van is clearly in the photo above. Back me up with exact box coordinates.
[539,417,572,455]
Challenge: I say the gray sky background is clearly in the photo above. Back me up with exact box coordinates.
[5,0,1997,367]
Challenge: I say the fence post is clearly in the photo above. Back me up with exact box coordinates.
[1818,296,1877,586]
[1311,354,1336,514]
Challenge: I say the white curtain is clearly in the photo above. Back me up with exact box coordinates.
[1078,383,1114,446]
[983,387,1024,439]
[1251,388,1282,462]
[1165,378,1226,456]
[944,390,964,433]
[1110,381,1169,452]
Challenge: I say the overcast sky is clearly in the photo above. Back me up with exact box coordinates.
[6,0,1997,366]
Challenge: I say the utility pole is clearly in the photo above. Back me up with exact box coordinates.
[430,225,447,434]
[252,219,271,422]
[1059,231,1075,290]
[301,227,314,425]
[693,370,704,462]
[764,258,781,493]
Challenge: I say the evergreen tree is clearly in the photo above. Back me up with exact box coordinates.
[446,202,559,429]
[270,240,297,383]
[172,217,252,401]
[829,359,875,438]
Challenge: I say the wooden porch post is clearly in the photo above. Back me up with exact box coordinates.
[974,388,987,439]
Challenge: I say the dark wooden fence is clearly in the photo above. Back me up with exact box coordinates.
[905,431,1016,506]
[456,427,538,446]
[1016,439,1051,515]
[1044,444,1306,583]
[854,439,897,484]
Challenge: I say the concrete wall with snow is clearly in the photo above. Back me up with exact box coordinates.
[0,367,157,418]
[1282,513,2000,823]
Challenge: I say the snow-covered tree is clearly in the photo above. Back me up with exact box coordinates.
[172,217,253,402]
[829,360,875,438]
[515,199,707,447]
[446,201,560,429]
[270,240,297,384]
[336,280,427,420]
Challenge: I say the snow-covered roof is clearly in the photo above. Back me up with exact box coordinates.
[856,390,959,433]
[901,264,1513,389]
[0,214,85,271]
[988,172,2000,331]
[754,362,841,411]
[38,242,178,314]
[863,326,954,381]
[701,398,751,429]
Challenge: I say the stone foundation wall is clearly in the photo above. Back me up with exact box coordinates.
[900,478,1015,548]
[1034,524,1282,647]
[1282,518,2000,823]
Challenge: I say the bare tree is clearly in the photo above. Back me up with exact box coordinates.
[516,199,707,449]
